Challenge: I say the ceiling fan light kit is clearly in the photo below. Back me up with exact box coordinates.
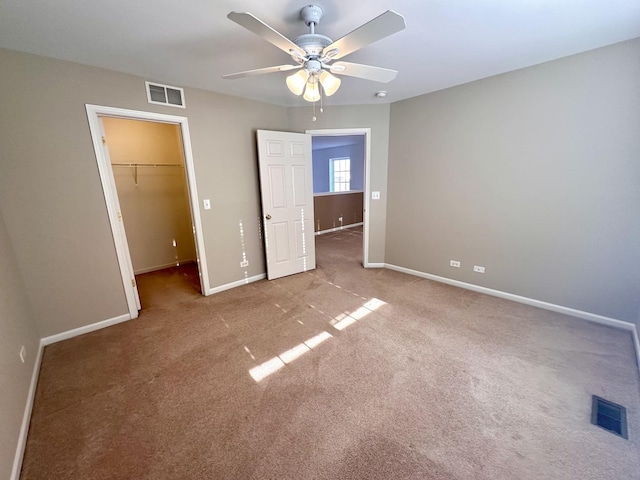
[286,69,309,95]
[223,4,406,110]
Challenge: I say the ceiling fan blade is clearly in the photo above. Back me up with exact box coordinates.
[223,64,301,79]
[228,12,306,58]
[330,62,398,83]
[325,10,406,60]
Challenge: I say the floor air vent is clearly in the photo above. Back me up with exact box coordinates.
[145,81,185,108]
[591,395,628,439]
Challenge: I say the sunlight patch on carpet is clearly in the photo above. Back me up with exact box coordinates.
[249,298,386,382]
[249,331,333,382]
[332,297,386,331]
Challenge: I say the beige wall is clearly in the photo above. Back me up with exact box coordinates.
[0,210,40,479]
[287,105,391,263]
[103,118,196,274]
[0,48,288,337]
[386,38,640,322]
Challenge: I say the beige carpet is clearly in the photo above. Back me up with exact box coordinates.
[21,227,640,479]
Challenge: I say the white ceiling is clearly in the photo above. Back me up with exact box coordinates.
[1,1,638,107]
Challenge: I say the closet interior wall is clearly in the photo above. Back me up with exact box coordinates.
[102,117,196,275]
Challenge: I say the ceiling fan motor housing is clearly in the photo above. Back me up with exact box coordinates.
[293,33,332,57]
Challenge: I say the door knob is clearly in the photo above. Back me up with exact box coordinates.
[265,214,272,220]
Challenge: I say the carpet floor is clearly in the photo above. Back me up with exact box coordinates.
[20,227,640,479]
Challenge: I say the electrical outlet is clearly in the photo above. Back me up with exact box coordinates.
[372,191,381,200]
[474,266,485,273]
[240,260,249,268]
[450,260,461,268]
[19,346,26,363]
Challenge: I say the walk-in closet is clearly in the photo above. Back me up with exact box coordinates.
[102,117,200,306]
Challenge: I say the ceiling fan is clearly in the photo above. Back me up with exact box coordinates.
[223,5,406,102]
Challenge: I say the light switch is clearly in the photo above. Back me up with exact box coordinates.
[203,199,211,210]
[372,191,381,200]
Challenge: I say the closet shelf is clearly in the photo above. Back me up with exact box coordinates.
[112,163,184,186]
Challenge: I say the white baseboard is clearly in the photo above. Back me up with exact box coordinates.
[384,263,640,372]
[134,259,196,275]
[40,313,132,346]
[315,222,363,236]
[12,312,131,477]
[11,340,44,480]
[10,271,265,477]
[365,262,385,268]
[207,273,266,295]
[385,263,633,329]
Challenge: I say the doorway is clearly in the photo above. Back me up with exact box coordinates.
[102,116,200,305]
[306,128,377,268]
[86,105,210,320]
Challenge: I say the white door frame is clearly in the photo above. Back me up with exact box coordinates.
[86,104,211,320]
[306,128,373,267]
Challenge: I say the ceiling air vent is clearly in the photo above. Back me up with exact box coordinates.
[145,81,186,108]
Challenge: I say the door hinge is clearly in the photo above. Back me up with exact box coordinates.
[102,136,107,145]
[117,211,122,221]
[131,279,136,288]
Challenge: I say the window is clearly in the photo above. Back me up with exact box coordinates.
[330,157,350,192]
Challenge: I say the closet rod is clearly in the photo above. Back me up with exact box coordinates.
[112,163,183,167]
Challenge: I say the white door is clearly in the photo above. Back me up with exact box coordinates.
[257,130,316,280]
[98,116,141,311]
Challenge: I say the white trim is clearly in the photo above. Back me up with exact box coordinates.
[207,274,266,295]
[41,314,132,346]
[385,262,640,376]
[12,311,132,477]
[134,259,196,275]
[366,262,385,268]
[10,341,44,480]
[385,263,636,330]
[633,327,640,373]
[306,129,372,267]
[179,118,211,295]
[315,222,363,236]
